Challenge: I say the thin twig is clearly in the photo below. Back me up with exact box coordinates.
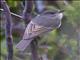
[10,12,23,19]
[0,9,23,19]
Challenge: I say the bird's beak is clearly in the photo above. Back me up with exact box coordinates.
[58,10,64,13]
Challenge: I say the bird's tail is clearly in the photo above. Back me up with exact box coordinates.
[16,39,33,51]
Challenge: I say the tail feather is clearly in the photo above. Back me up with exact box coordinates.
[16,39,33,51]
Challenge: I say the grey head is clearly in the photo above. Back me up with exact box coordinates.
[32,10,64,28]
[42,10,64,14]
[42,10,64,20]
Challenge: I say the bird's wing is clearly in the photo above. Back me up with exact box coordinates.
[16,21,52,51]
[23,21,52,40]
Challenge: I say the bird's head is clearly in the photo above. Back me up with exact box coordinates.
[42,10,64,20]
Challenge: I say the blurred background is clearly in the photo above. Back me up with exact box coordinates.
[0,0,80,60]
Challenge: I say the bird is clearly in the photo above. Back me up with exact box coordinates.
[16,10,64,51]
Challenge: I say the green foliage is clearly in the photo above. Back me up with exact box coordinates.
[0,28,5,41]
[6,0,19,7]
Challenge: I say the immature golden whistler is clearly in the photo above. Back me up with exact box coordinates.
[16,10,64,51]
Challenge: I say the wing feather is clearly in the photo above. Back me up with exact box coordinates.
[23,21,50,40]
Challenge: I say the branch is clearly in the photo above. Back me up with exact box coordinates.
[1,0,13,60]
[22,0,33,26]
[31,40,39,60]
[11,12,23,19]
[22,0,39,60]
[0,8,23,19]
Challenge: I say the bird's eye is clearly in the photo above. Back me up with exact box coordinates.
[43,12,55,15]
[50,12,55,14]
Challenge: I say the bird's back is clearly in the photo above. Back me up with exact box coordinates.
[32,14,61,28]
